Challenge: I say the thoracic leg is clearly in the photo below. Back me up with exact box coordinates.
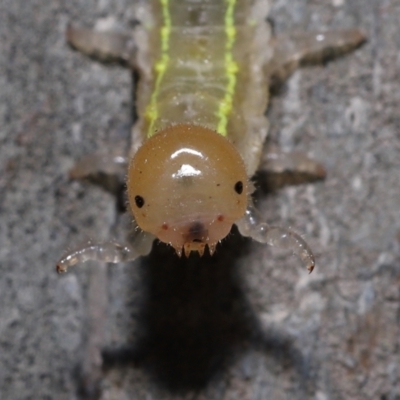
[236,202,315,273]
[257,145,326,189]
[66,24,136,67]
[69,153,128,180]
[56,230,155,273]
[268,29,366,87]
[69,153,129,204]
[261,145,326,177]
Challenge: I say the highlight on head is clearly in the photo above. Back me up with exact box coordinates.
[127,124,248,256]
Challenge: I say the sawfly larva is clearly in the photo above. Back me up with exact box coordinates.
[57,0,365,273]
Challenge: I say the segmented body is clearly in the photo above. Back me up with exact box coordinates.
[133,0,272,175]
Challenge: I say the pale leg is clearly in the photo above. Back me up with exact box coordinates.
[56,229,155,273]
[69,153,129,207]
[66,24,136,67]
[69,152,128,179]
[257,145,326,189]
[236,202,315,273]
[268,29,366,87]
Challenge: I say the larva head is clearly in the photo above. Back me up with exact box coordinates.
[127,124,248,256]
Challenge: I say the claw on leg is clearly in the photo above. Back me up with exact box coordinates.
[236,202,315,273]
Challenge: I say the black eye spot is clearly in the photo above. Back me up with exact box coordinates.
[135,195,145,208]
[234,181,243,194]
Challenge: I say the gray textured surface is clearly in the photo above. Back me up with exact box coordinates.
[1,0,400,399]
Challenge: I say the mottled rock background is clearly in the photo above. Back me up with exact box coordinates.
[1,0,399,399]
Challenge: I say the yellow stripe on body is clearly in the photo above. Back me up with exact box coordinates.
[216,0,239,136]
[146,0,238,138]
[145,0,172,137]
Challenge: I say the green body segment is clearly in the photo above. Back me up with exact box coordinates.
[144,0,260,138]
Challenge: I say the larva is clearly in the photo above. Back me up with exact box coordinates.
[57,0,365,273]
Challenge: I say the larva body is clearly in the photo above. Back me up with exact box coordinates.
[58,0,366,271]
[133,0,271,176]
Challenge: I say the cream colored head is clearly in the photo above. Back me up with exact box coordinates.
[127,124,248,256]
